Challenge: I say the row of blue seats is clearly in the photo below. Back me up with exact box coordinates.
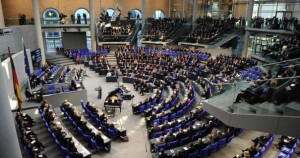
[140,90,178,115]
[150,87,195,126]
[15,121,40,158]
[35,65,59,78]
[253,135,275,158]
[241,67,263,81]
[185,130,241,158]
[277,138,299,158]
[80,101,119,139]
[158,129,244,158]
[38,106,74,157]
[60,105,107,152]
[152,111,207,139]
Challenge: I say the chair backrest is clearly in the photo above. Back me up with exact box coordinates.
[108,128,118,139]
[139,105,145,113]
[253,152,259,158]
[174,125,181,132]
[156,143,166,152]
[165,128,173,134]
[227,135,234,144]
[81,100,85,109]
[154,131,163,138]
[168,140,178,149]
[60,146,69,156]
[191,133,200,141]
[170,113,176,121]
[188,152,198,158]
[146,102,151,109]
[218,138,226,149]
[181,137,190,145]
[161,116,168,123]
[199,147,209,157]
[48,84,55,89]
[152,119,160,126]
[210,142,218,153]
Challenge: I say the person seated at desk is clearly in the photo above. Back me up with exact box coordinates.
[161,120,171,131]
[252,133,271,146]
[70,77,78,91]
[62,100,74,114]
[203,134,214,147]
[140,81,150,96]
[79,121,92,136]
[195,138,206,150]
[86,102,98,113]
[58,75,64,83]
[213,130,225,142]
[164,131,176,143]
[154,137,165,151]
[224,128,233,140]
[275,136,296,149]
[150,122,161,136]
[72,111,82,124]
[40,100,49,111]
[16,111,35,125]
[158,148,168,158]
[176,128,185,140]
[99,113,108,123]
[40,76,48,85]
[25,87,34,101]
[92,132,105,146]
[133,78,141,91]
[242,145,258,158]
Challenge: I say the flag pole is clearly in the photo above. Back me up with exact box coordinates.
[22,37,32,93]
[8,47,23,110]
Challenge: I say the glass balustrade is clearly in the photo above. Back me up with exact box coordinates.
[206,59,300,117]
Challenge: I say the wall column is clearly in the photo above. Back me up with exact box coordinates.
[142,0,146,27]
[32,0,46,64]
[242,0,254,57]
[192,0,198,22]
[0,0,5,27]
[89,0,96,52]
[169,0,171,18]
[0,59,22,158]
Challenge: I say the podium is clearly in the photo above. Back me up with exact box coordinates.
[94,86,102,99]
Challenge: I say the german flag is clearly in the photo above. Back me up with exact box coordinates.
[8,47,23,109]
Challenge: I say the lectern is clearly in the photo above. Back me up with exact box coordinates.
[94,86,102,99]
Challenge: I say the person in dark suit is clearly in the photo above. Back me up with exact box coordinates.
[185,125,195,137]
[161,120,170,131]
[158,148,168,158]
[213,130,224,142]
[195,138,206,150]
[70,77,77,90]
[187,142,197,155]
[252,133,270,146]
[80,121,92,135]
[164,131,175,143]
[176,128,185,140]
[93,132,104,146]
[153,78,160,87]
[225,128,233,140]
[151,122,161,136]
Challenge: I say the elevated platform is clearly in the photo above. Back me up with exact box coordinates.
[41,24,90,32]
[98,42,130,46]
[178,34,238,49]
[245,27,294,35]
[140,41,168,46]
[202,82,300,137]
